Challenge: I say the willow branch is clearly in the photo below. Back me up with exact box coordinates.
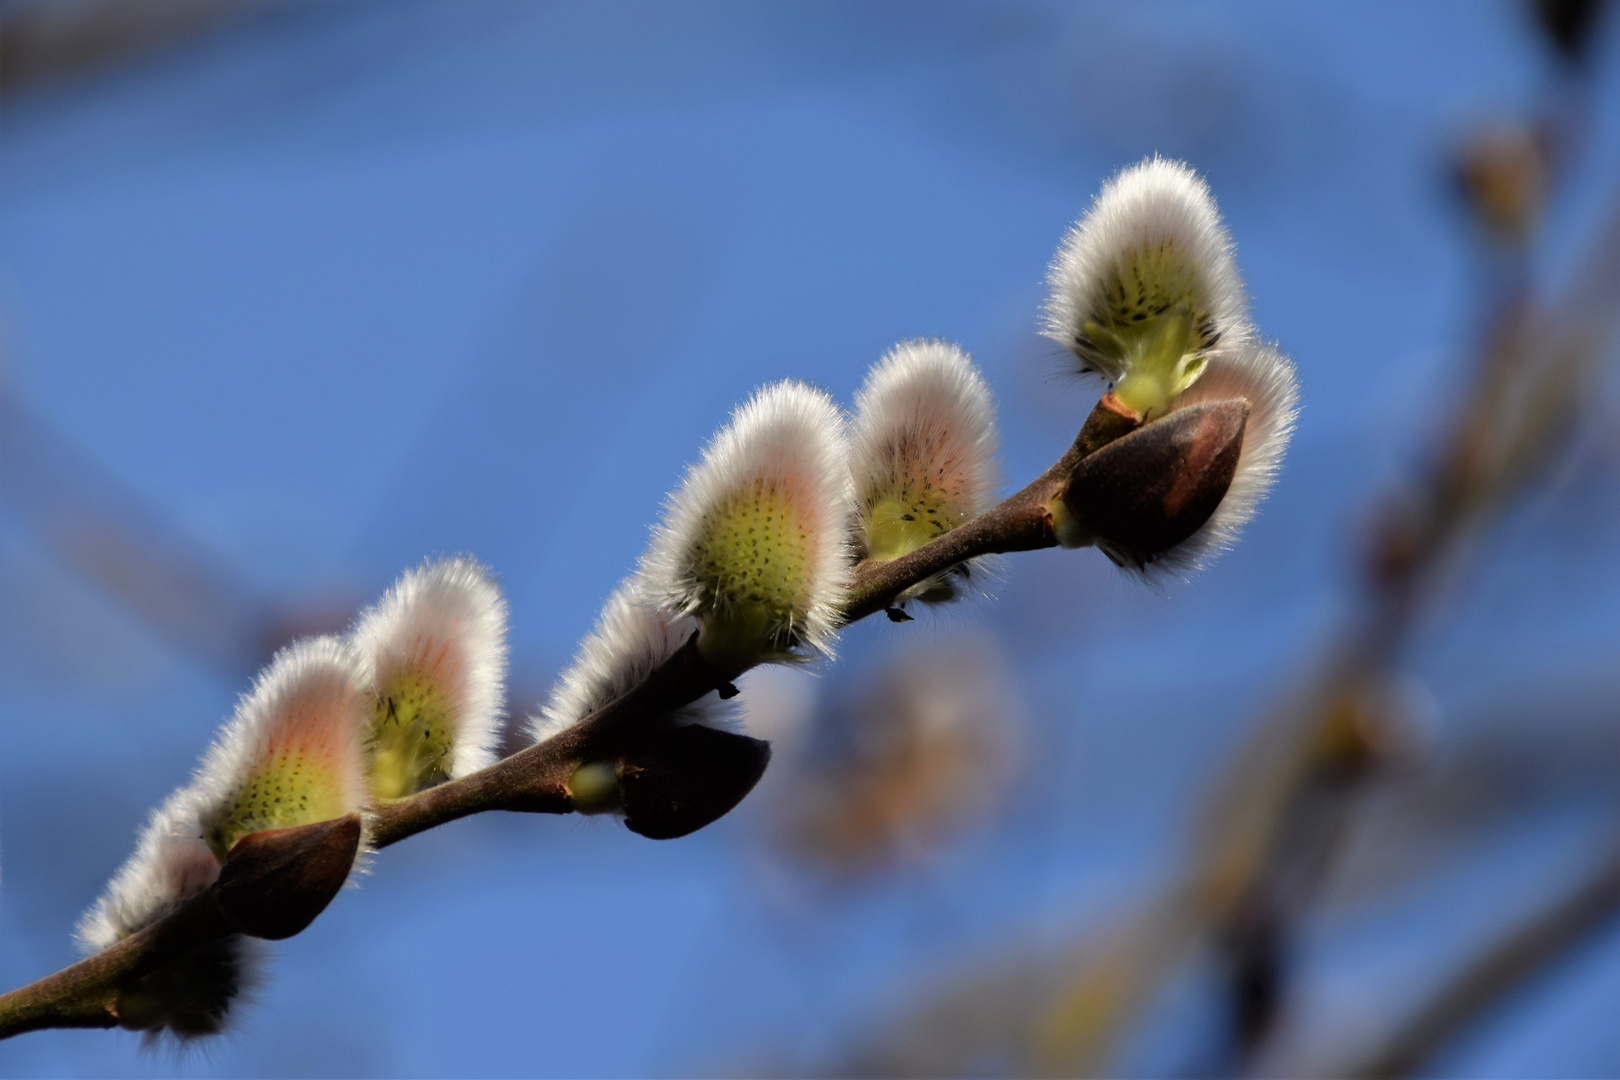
[842,392,1141,621]
[0,892,231,1039]
[0,395,1144,1039]
[368,629,730,846]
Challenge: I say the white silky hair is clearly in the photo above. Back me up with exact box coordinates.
[850,339,999,537]
[1113,340,1300,580]
[350,556,510,778]
[528,576,736,743]
[1042,156,1252,382]
[76,786,218,953]
[78,636,372,954]
[641,378,855,660]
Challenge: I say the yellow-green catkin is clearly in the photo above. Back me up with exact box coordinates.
[850,341,996,598]
[689,477,813,669]
[349,556,509,796]
[1044,158,1252,421]
[365,670,455,799]
[648,380,849,672]
[194,638,369,861]
[864,471,962,562]
[1083,243,1209,418]
[206,744,352,860]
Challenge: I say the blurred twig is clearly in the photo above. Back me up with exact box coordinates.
[1179,11,1620,1056]
[0,0,265,94]
[823,676,1616,1079]
[1192,200,1619,1080]
[1347,846,1620,1080]
[0,381,349,674]
[1033,193,1619,1078]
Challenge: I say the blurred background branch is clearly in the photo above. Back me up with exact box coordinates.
[1347,845,1620,1080]
[0,0,264,96]
[0,376,349,675]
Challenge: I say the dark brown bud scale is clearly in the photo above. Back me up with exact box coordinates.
[1060,398,1249,559]
[617,724,772,840]
[215,815,363,940]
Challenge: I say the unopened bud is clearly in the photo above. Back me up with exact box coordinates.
[214,814,363,940]
[1054,399,1248,564]
[616,725,772,840]
[1532,0,1606,64]
[1455,124,1546,242]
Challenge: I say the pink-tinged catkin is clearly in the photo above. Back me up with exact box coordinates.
[641,379,854,676]
[850,339,998,604]
[351,556,509,796]
[76,636,371,1038]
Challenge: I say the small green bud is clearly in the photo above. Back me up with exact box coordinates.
[567,761,621,813]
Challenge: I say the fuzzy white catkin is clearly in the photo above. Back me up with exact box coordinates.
[850,339,999,604]
[1043,155,1252,384]
[187,635,372,851]
[1040,156,1297,580]
[350,556,509,780]
[79,639,370,940]
[528,576,734,744]
[851,339,997,542]
[641,379,854,668]
[76,787,220,954]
